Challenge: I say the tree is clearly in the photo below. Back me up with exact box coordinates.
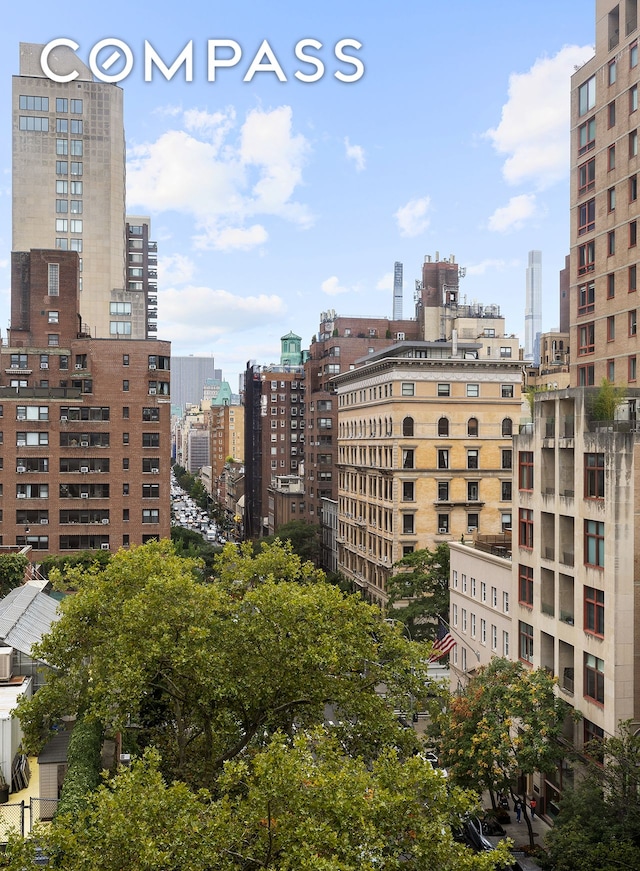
[260,520,321,565]
[0,554,29,596]
[542,722,640,871]
[433,658,568,849]
[385,544,450,642]
[16,541,434,788]
[590,378,626,422]
[212,539,324,593]
[1,740,514,871]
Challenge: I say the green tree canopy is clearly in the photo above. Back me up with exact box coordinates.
[16,540,435,788]
[385,544,450,642]
[433,657,568,848]
[2,740,514,871]
[0,554,29,596]
[260,520,321,564]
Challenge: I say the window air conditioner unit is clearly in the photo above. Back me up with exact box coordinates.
[151,468,160,474]
[101,518,109,524]
[81,492,89,498]
[438,528,448,534]
[40,363,49,369]
[101,543,110,550]
[75,363,83,369]
[80,440,89,447]
[467,526,477,534]
[17,493,26,498]
[17,440,26,447]
[17,414,26,421]
[149,388,157,395]
[17,467,26,473]
[80,466,89,473]
[40,518,48,524]
[60,415,68,421]
[149,364,156,370]
[0,649,13,682]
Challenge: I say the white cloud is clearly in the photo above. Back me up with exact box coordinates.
[376,271,394,291]
[321,276,349,296]
[485,44,593,189]
[158,253,196,286]
[466,258,520,275]
[487,194,538,232]
[0,259,8,270]
[395,196,431,237]
[344,137,366,171]
[127,105,312,251]
[159,285,286,344]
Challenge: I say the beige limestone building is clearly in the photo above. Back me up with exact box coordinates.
[334,340,522,604]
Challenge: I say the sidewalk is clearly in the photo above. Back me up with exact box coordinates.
[482,793,551,870]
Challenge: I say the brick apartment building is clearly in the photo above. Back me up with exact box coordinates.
[1,249,171,555]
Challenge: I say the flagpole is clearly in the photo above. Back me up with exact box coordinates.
[439,615,481,661]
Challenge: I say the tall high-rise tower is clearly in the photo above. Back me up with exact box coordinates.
[393,261,403,319]
[525,250,542,365]
[12,42,147,339]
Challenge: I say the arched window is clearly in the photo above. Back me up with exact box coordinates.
[468,417,479,437]
[437,417,449,437]
[402,416,414,437]
[502,417,513,436]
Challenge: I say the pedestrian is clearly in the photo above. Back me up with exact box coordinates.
[530,797,537,819]
[514,798,522,823]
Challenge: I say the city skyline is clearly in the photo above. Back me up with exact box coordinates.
[1,1,594,386]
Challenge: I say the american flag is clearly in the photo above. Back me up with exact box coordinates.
[429,619,456,661]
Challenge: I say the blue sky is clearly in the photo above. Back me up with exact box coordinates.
[1,1,595,387]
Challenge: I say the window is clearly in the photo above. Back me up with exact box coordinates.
[48,311,59,324]
[47,334,59,347]
[437,481,449,501]
[578,364,595,386]
[578,198,595,234]
[70,140,83,156]
[584,586,605,636]
[584,654,605,705]
[55,199,68,213]
[585,520,605,567]
[502,418,513,436]
[48,263,59,296]
[19,95,49,111]
[142,433,160,448]
[519,451,534,490]
[56,160,67,175]
[632,266,638,293]
[578,281,596,315]
[55,219,67,233]
[578,157,596,193]
[578,322,595,355]
[71,119,83,134]
[608,100,616,127]
[607,315,615,341]
[632,41,639,67]
[438,449,449,469]
[402,449,414,469]
[585,453,605,498]
[578,240,595,274]
[402,481,415,501]
[402,514,415,534]
[608,186,616,211]
[437,383,450,397]
[467,417,478,437]
[70,162,83,176]
[56,139,68,155]
[467,449,479,470]
[630,355,638,381]
[70,200,82,214]
[631,309,637,336]
[609,60,617,85]
[466,383,479,397]
[501,449,512,470]
[579,76,596,116]
[467,481,479,502]
[56,97,68,112]
[501,480,512,500]
[519,508,534,549]
[519,564,534,606]
[123,380,129,392]
[630,130,638,157]
[608,358,616,381]
[70,219,82,233]
[110,302,132,315]
[143,484,160,499]
[71,99,83,113]
[470,614,476,638]
[501,384,514,398]
[437,514,449,534]
[437,417,449,437]
[401,382,415,396]
[583,719,605,760]
[519,621,534,663]
[110,322,132,335]
[632,84,638,113]
[142,509,160,524]
[632,221,638,248]
[608,272,616,298]
[578,117,596,154]
[402,416,414,437]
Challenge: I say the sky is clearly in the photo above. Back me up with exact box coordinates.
[0,1,596,388]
